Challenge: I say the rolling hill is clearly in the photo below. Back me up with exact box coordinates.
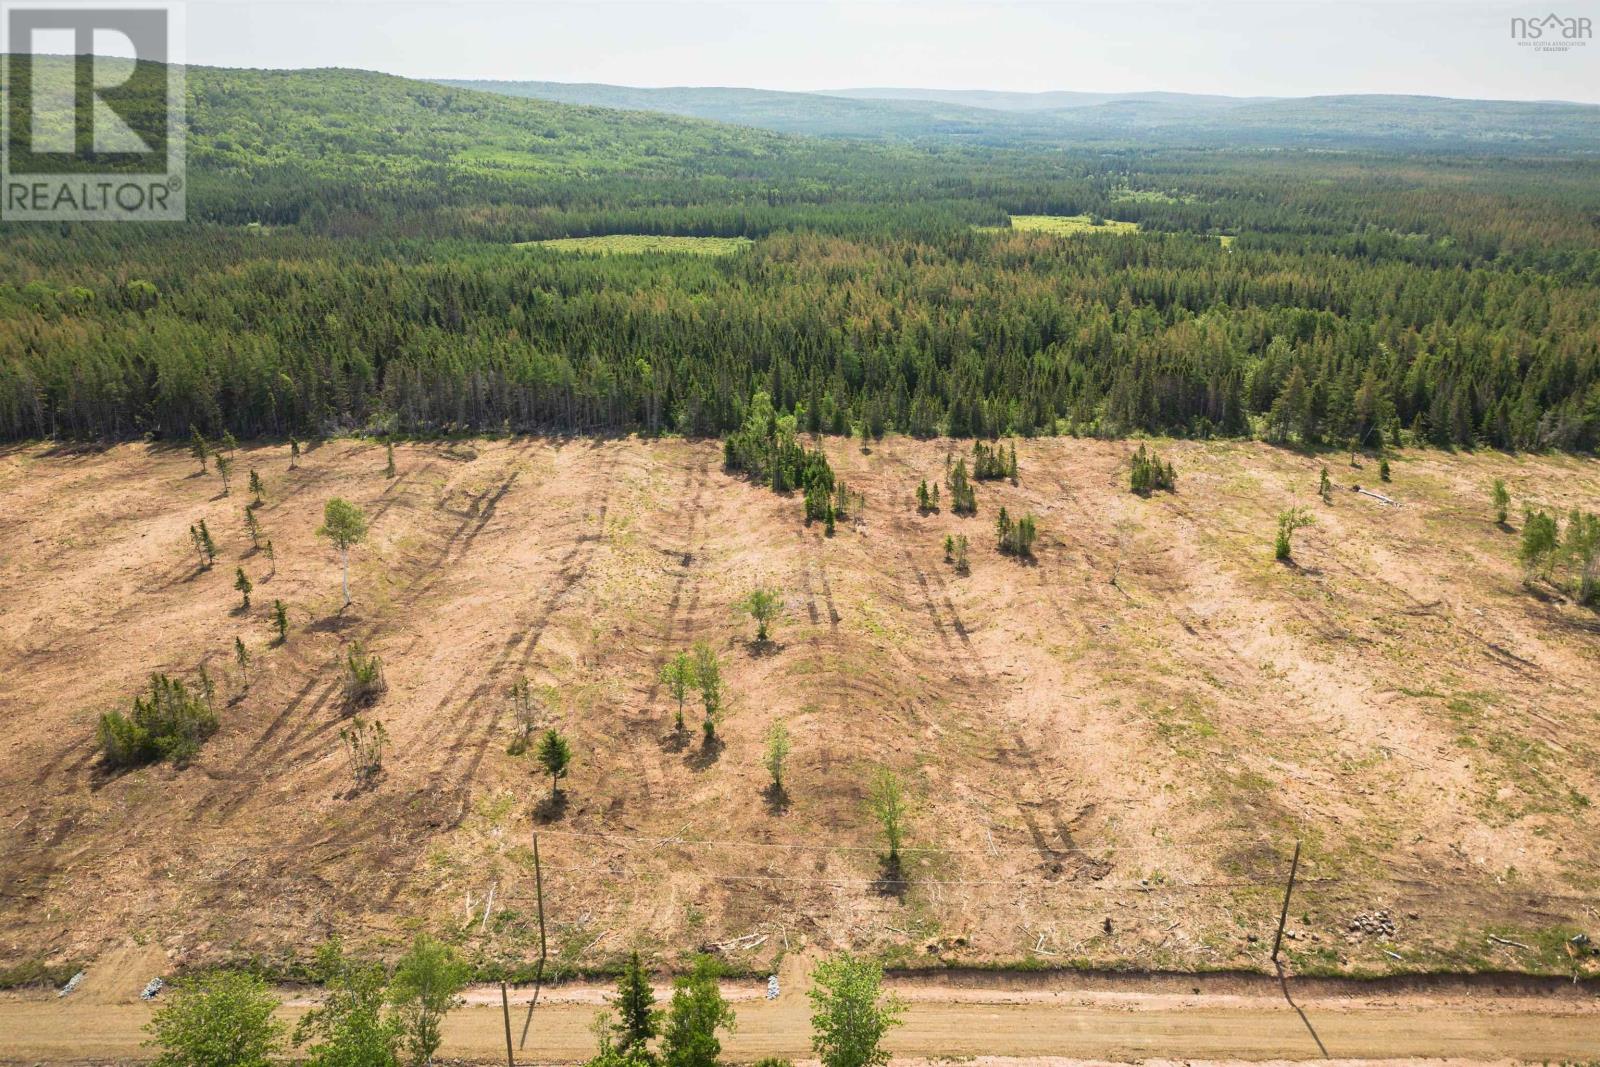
[441,78,1600,150]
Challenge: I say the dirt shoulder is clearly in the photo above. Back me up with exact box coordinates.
[4,972,1598,1065]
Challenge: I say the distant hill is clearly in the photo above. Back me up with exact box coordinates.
[441,79,1600,151]
[825,87,1266,111]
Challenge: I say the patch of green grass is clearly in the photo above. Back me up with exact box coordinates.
[517,234,753,256]
[983,214,1140,236]
[0,957,84,989]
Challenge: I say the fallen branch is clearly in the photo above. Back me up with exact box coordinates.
[1488,935,1532,950]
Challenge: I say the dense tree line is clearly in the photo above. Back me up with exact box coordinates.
[1,67,1597,450]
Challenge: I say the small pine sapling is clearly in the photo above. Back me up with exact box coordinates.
[234,636,250,689]
[271,599,288,644]
[764,719,791,795]
[536,728,572,800]
[1379,458,1391,482]
[234,567,252,610]
[384,439,397,478]
[1319,467,1333,504]
[244,506,262,549]
[1492,479,1510,525]
[188,425,209,473]
[289,437,301,469]
[215,451,234,495]
[248,468,264,506]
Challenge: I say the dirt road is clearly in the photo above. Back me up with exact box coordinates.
[4,966,1597,1064]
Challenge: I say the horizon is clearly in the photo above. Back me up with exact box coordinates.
[83,1,1600,107]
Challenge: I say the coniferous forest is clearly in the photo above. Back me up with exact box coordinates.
[2,66,1599,451]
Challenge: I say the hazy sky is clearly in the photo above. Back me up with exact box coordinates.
[176,1,1597,102]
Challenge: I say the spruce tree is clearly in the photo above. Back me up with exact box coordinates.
[235,567,253,610]
[248,469,264,506]
[272,599,288,644]
[188,426,210,474]
[610,952,659,1058]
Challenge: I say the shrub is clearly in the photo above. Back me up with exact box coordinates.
[692,642,723,742]
[339,718,387,785]
[807,953,903,1067]
[946,458,977,515]
[1379,458,1391,482]
[741,587,784,643]
[342,641,387,707]
[867,769,908,868]
[97,673,218,769]
[507,677,539,754]
[1492,479,1510,524]
[995,508,1037,558]
[1129,443,1176,494]
[764,720,791,793]
[389,935,468,1067]
[146,970,282,1067]
[1276,506,1315,561]
[293,940,400,1067]
[1319,466,1333,503]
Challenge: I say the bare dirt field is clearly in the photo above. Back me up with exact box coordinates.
[2,434,1598,1003]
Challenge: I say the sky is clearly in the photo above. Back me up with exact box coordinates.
[169,1,1598,103]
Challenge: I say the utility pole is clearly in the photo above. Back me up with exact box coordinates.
[1271,840,1302,963]
[501,981,515,1067]
[519,831,548,1049]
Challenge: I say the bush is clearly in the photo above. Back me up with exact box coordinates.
[293,941,400,1067]
[946,458,976,515]
[340,718,387,786]
[97,673,218,769]
[146,971,282,1067]
[995,507,1037,558]
[1129,443,1175,494]
[342,642,387,707]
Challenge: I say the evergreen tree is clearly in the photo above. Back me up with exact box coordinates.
[609,952,659,1060]
[244,507,262,549]
[289,438,301,469]
[1492,479,1510,525]
[248,469,264,506]
[536,728,572,800]
[272,599,288,644]
[188,426,210,474]
[234,567,252,610]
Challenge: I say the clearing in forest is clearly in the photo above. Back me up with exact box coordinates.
[0,436,1597,986]
[517,234,754,255]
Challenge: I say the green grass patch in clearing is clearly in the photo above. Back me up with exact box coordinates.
[1003,214,1140,236]
[517,234,753,256]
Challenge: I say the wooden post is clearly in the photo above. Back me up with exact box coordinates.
[1271,840,1302,963]
[518,831,548,1048]
[501,981,515,1067]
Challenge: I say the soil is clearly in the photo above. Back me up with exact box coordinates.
[1,436,1597,991]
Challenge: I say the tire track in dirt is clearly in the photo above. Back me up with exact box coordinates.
[877,446,1102,875]
[189,452,533,825]
[337,447,620,910]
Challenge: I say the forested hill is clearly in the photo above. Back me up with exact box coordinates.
[443,78,1600,150]
[1,64,1598,452]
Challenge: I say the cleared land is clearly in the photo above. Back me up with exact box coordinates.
[517,234,754,255]
[1,436,1598,994]
[1000,214,1140,235]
